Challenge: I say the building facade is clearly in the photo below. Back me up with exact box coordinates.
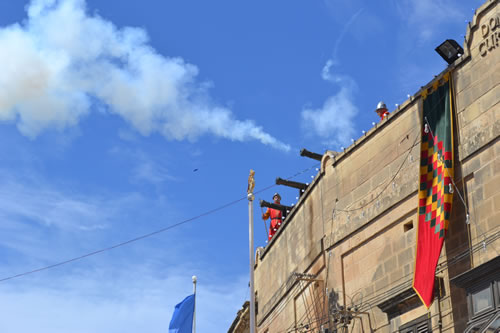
[242,1,500,332]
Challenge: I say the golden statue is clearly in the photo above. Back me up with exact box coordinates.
[247,169,255,194]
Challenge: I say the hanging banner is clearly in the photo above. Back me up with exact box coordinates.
[413,72,454,308]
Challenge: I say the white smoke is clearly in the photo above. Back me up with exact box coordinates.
[301,59,358,146]
[301,11,363,147]
[302,63,357,146]
[0,0,290,151]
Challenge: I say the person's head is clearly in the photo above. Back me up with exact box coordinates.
[273,193,281,204]
[375,101,389,120]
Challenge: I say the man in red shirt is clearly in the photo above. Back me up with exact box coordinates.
[375,101,390,120]
[262,193,283,241]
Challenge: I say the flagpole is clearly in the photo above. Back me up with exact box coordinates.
[247,170,256,333]
[192,275,197,333]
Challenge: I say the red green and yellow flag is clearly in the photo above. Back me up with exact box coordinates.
[413,73,454,308]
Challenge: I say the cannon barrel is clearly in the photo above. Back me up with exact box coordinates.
[300,148,323,161]
[260,200,293,214]
[276,177,308,191]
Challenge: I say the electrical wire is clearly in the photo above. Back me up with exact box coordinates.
[332,88,450,215]
[269,131,496,331]
[423,115,497,257]
[325,85,496,311]
[259,274,308,328]
[263,78,499,332]
[278,231,500,332]
[275,229,500,332]
[260,272,329,331]
[279,228,499,332]
[267,90,455,331]
[321,129,420,314]
[336,131,420,214]
[0,163,320,283]
[280,81,466,331]
[356,228,500,313]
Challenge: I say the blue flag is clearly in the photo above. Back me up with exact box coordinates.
[169,294,195,333]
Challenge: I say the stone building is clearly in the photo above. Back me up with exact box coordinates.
[230,1,499,332]
[229,301,250,333]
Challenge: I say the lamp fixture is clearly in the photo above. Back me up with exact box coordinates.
[435,39,464,64]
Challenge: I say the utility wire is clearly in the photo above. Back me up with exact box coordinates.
[336,131,420,213]
[270,228,500,333]
[423,115,496,256]
[0,163,320,283]
[274,230,499,333]
[357,228,500,312]
[0,197,245,283]
[275,139,496,331]
[263,172,497,330]
[263,92,454,329]
[334,89,450,215]
[266,88,494,331]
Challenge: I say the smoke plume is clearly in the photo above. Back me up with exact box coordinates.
[0,0,290,151]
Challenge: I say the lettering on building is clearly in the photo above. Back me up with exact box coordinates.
[479,15,500,57]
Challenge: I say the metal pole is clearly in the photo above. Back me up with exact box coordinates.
[248,191,256,333]
[192,275,197,333]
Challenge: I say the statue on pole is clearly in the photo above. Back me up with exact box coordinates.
[247,169,255,195]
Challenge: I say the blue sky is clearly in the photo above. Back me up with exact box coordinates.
[0,0,483,331]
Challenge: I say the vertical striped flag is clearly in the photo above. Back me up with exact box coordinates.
[413,72,454,308]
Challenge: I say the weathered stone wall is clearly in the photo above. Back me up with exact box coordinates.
[454,0,500,269]
[253,1,499,332]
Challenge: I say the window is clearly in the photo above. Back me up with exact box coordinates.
[471,285,494,316]
[466,280,499,320]
[451,256,500,333]
[464,280,500,332]
[399,315,431,333]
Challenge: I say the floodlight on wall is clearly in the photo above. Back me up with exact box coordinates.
[435,39,464,64]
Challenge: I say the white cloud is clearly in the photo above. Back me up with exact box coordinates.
[0,0,290,151]
[0,170,152,264]
[0,169,247,332]
[0,173,134,232]
[0,264,247,333]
